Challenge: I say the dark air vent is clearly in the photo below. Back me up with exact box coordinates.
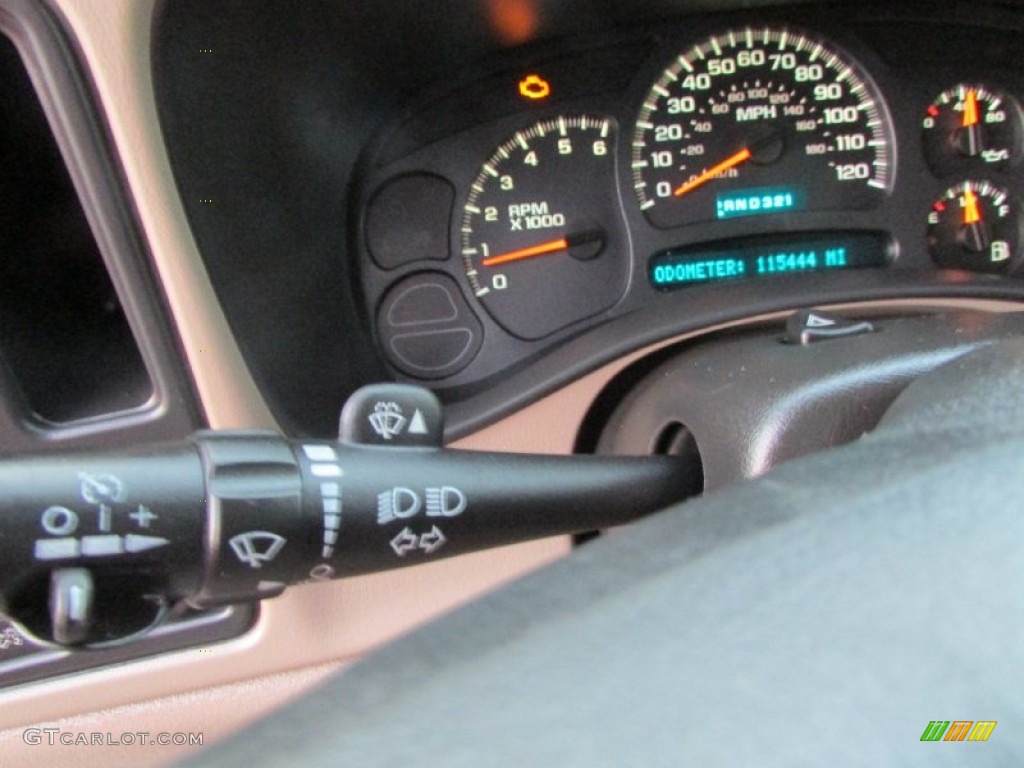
[0,34,151,424]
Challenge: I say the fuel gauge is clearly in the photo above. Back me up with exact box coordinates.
[922,85,1023,176]
[927,180,1022,273]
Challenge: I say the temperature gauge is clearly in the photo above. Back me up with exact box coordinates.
[922,84,1023,176]
[927,180,1022,273]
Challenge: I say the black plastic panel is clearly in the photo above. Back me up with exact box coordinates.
[594,310,1024,489]
[0,34,150,423]
[153,0,393,438]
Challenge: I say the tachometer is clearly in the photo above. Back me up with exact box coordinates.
[632,26,893,228]
[461,115,629,340]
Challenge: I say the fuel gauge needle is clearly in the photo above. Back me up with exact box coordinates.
[961,188,990,252]
[963,188,982,225]
[482,230,604,267]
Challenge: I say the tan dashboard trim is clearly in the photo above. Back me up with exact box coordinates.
[51,0,275,432]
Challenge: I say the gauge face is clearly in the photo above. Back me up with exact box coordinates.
[922,84,1023,176]
[461,116,628,340]
[632,27,893,228]
[927,180,1022,273]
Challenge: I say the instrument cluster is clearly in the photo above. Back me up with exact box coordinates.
[354,7,1024,406]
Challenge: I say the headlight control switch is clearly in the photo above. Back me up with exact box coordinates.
[0,385,699,646]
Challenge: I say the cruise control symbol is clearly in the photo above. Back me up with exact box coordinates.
[368,402,407,440]
[228,532,287,569]
[78,472,125,505]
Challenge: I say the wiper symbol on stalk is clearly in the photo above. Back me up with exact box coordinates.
[368,402,407,440]
[229,531,287,569]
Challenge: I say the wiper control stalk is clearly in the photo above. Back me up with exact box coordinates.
[0,385,698,646]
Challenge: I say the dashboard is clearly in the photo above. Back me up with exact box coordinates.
[0,0,1022,765]
[346,2,1024,433]
[136,0,1024,438]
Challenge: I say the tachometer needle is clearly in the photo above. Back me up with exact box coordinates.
[482,237,567,267]
[482,230,603,267]
[673,147,752,198]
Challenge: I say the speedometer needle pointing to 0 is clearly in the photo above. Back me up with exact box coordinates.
[482,230,604,267]
[673,147,752,198]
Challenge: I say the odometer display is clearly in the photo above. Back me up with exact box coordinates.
[632,27,893,228]
[649,231,891,289]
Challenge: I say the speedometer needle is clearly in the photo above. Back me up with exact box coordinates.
[673,147,752,198]
[482,230,603,267]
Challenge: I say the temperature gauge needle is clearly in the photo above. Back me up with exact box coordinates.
[482,230,604,267]
[673,147,752,198]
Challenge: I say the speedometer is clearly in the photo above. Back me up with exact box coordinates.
[632,27,893,228]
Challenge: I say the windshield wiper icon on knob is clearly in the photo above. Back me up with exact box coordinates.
[229,532,287,569]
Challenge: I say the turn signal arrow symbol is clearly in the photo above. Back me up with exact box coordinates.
[419,526,447,554]
[390,528,419,556]
[389,526,448,556]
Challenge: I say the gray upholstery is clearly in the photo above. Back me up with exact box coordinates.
[187,340,1024,767]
